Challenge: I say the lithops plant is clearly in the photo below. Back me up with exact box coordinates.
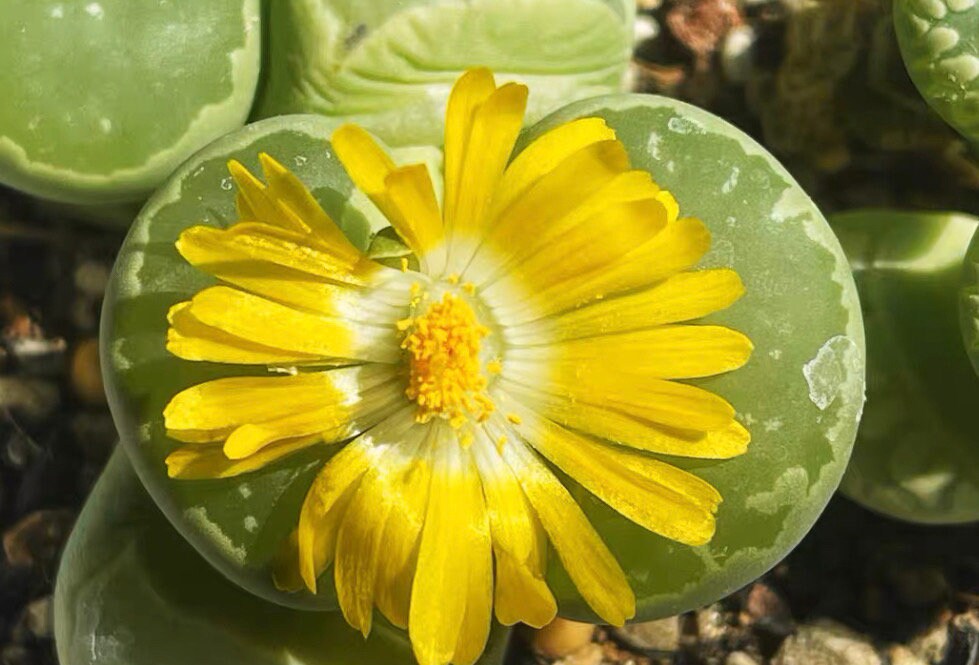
[834,209,979,524]
[55,449,510,665]
[0,0,261,205]
[254,0,635,147]
[959,223,979,379]
[894,0,979,142]
[98,68,864,665]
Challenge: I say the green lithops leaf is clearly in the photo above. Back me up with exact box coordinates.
[961,222,979,374]
[524,96,865,620]
[254,0,633,147]
[894,0,979,141]
[0,0,261,206]
[54,449,510,665]
[103,95,864,624]
[832,209,979,524]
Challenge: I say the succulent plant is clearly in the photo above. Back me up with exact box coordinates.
[253,0,635,147]
[894,0,979,142]
[98,76,864,664]
[833,209,979,524]
[0,0,261,205]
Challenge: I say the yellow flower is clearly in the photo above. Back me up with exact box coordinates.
[162,68,752,665]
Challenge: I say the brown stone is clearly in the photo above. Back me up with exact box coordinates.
[3,509,75,570]
[614,616,681,652]
[533,618,596,659]
[773,620,882,665]
[70,338,106,405]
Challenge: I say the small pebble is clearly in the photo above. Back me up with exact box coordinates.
[727,651,761,665]
[73,260,110,298]
[722,24,757,84]
[0,377,60,423]
[614,616,680,652]
[533,618,596,659]
[3,510,74,571]
[555,643,603,665]
[743,582,793,636]
[635,14,660,43]
[887,645,927,665]
[910,618,950,663]
[2,337,66,378]
[70,339,105,405]
[697,604,729,642]
[21,596,52,639]
[773,620,882,665]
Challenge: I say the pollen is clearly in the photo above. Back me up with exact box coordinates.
[402,293,495,428]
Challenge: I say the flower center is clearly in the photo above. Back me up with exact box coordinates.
[401,291,495,428]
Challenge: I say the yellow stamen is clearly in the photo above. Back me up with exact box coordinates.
[507,413,522,425]
[402,293,494,428]
[400,257,409,272]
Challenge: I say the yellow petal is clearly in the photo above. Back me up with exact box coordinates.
[491,197,671,294]
[384,163,444,258]
[332,124,447,262]
[512,324,753,380]
[467,141,633,282]
[167,301,322,365]
[227,159,310,235]
[332,123,397,195]
[176,223,382,288]
[258,152,362,260]
[410,439,483,665]
[511,269,745,343]
[510,388,750,459]
[297,437,375,592]
[374,437,433,629]
[493,117,617,216]
[497,431,634,626]
[511,409,721,546]
[508,215,711,320]
[449,83,528,239]
[180,286,400,363]
[334,464,396,637]
[443,68,497,231]
[472,432,556,628]
[165,434,321,479]
[503,375,741,444]
[163,366,395,442]
[452,451,493,665]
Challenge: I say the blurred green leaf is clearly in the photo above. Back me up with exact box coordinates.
[832,209,979,524]
[0,0,261,206]
[254,0,633,146]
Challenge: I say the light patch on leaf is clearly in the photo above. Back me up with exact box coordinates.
[184,506,247,565]
[746,467,809,515]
